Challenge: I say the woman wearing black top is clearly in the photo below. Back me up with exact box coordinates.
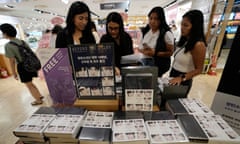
[56,1,95,48]
[100,12,134,75]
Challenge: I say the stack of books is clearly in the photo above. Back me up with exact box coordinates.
[43,107,86,144]
[166,98,214,116]
[78,111,114,144]
[112,118,149,144]
[145,119,189,144]
[193,114,240,144]
[13,113,55,144]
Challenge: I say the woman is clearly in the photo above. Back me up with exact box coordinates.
[100,12,134,75]
[139,7,174,77]
[56,1,95,48]
[169,10,207,94]
[0,23,43,105]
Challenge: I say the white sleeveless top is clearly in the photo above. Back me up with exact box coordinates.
[172,47,194,73]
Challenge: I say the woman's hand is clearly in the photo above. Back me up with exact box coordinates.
[115,67,120,76]
[169,77,182,85]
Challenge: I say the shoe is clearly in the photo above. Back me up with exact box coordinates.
[31,100,43,106]
[40,96,44,99]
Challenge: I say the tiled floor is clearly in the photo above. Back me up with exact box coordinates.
[0,50,228,143]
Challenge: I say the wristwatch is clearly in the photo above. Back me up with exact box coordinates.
[181,74,187,82]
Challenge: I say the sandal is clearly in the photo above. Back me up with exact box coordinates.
[31,100,43,106]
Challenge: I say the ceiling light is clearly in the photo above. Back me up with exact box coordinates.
[61,0,69,4]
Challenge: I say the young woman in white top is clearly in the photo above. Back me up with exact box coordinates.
[169,10,207,94]
[139,7,174,77]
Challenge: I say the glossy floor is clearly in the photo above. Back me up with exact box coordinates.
[0,50,228,144]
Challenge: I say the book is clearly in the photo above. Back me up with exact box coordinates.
[120,53,142,65]
[34,106,58,115]
[145,119,189,144]
[143,111,175,121]
[78,127,111,144]
[124,73,154,111]
[177,115,208,143]
[121,66,158,108]
[43,114,84,138]
[166,98,214,116]
[165,99,188,116]
[112,118,149,144]
[68,43,116,99]
[78,111,114,144]
[113,111,144,120]
[13,114,55,139]
[193,114,240,144]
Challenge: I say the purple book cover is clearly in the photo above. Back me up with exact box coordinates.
[42,48,76,105]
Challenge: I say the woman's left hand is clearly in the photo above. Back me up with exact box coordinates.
[169,77,182,85]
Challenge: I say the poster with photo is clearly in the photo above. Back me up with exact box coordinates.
[112,119,149,143]
[124,73,154,111]
[145,120,189,143]
[68,43,116,99]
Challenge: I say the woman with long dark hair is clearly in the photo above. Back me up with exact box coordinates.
[56,1,95,48]
[169,10,207,94]
[100,12,133,75]
[139,6,174,77]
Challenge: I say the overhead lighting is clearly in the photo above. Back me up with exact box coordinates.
[61,0,69,4]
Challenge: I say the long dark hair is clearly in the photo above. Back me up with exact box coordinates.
[105,12,125,35]
[65,1,92,39]
[142,7,171,37]
[178,9,207,52]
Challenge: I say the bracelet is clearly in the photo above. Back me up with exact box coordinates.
[181,74,187,82]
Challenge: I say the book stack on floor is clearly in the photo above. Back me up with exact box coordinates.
[145,119,189,144]
[43,107,86,144]
[78,111,114,144]
[13,107,57,144]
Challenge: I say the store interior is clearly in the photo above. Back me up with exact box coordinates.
[0,0,240,143]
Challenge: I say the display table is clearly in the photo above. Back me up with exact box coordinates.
[74,97,119,112]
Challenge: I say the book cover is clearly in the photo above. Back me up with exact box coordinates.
[78,127,111,144]
[78,111,114,144]
[13,114,55,138]
[43,114,84,138]
[68,43,116,99]
[145,120,189,144]
[165,99,188,116]
[56,106,87,115]
[34,107,58,115]
[82,111,114,128]
[113,111,144,120]
[177,115,208,143]
[194,114,240,144]
[121,66,158,108]
[178,98,214,115]
[124,73,154,111]
[112,118,149,144]
[143,111,175,121]
[42,48,77,105]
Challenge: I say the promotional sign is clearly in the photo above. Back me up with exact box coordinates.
[42,48,77,105]
[211,26,240,134]
[69,43,116,99]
